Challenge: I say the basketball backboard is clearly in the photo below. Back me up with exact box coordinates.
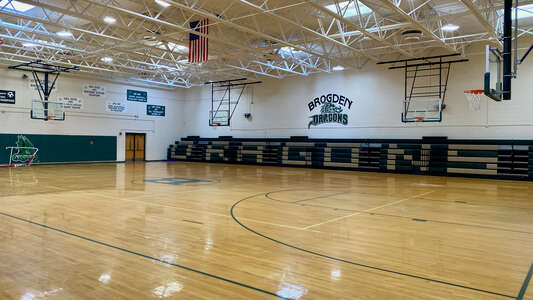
[484,45,504,101]
[402,98,442,123]
[209,109,229,126]
[31,100,65,121]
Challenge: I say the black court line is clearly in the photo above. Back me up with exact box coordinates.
[265,192,533,235]
[231,193,517,299]
[0,211,291,300]
[411,218,428,222]
[517,263,533,300]
[183,219,204,225]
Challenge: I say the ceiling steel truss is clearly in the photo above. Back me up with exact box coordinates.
[0,0,530,88]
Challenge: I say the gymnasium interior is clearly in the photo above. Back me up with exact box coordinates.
[0,0,532,299]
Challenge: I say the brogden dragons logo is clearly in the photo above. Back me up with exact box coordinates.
[308,94,353,128]
[12,135,37,163]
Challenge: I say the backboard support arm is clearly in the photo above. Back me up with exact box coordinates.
[8,60,78,121]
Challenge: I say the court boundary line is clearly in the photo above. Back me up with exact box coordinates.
[230,192,517,299]
[303,191,435,230]
[264,191,533,235]
[517,263,533,300]
[0,210,292,300]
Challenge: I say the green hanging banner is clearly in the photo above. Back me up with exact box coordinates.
[127,89,147,102]
[147,104,165,117]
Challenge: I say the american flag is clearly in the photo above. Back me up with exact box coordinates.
[189,19,209,63]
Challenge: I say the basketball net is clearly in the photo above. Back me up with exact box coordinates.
[464,90,484,111]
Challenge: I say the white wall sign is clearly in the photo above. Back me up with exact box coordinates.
[29,79,58,91]
[58,96,83,110]
[106,101,127,113]
[83,84,105,97]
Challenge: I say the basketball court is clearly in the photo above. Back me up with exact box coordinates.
[0,0,533,299]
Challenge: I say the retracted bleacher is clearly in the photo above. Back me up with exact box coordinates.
[168,137,533,180]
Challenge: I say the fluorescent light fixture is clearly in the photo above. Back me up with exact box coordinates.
[324,1,372,17]
[56,30,73,37]
[332,65,345,71]
[441,24,460,32]
[103,16,116,24]
[155,0,171,8]
[22,42,36,47]
[101,57,113,63]
[0,0,35,12]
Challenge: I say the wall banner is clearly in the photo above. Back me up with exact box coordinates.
[127,89,147,102]
[83,84,105,97]
[58,96,83,110]
[106,101,127,113]
[0,90,15,104]
[307,94,353,128]
[147,104,165,116]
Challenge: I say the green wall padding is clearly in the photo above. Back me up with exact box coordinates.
[0,134,117,165]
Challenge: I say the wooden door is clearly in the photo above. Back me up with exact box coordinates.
[134,134,145,160]
[125,134,135,161]
[125,133,145,161]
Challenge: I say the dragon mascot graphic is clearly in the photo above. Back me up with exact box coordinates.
[10,135,38,165]
[321,103,343,114]
[308,102,349,128]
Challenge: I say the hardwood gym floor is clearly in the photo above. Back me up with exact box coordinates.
[0,162,531,299]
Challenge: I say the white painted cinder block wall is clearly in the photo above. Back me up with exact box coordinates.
[2,42,531,162]
[180,43,533,140]
[0,70,185,161]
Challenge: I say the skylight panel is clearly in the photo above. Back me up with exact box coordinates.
[515,4,533,20]
[324,1,372,17]
[0,0,35,12]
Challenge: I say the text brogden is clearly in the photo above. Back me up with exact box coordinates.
[308,94,353,112]
[307,94,353,128]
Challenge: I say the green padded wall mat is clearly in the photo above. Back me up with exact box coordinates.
[0,134,117,165]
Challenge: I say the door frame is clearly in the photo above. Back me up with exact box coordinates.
[125,132,146,161]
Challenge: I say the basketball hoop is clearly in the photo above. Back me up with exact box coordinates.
[464,89,484,111]
[414,116,425,122]
[214,122,221,126]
